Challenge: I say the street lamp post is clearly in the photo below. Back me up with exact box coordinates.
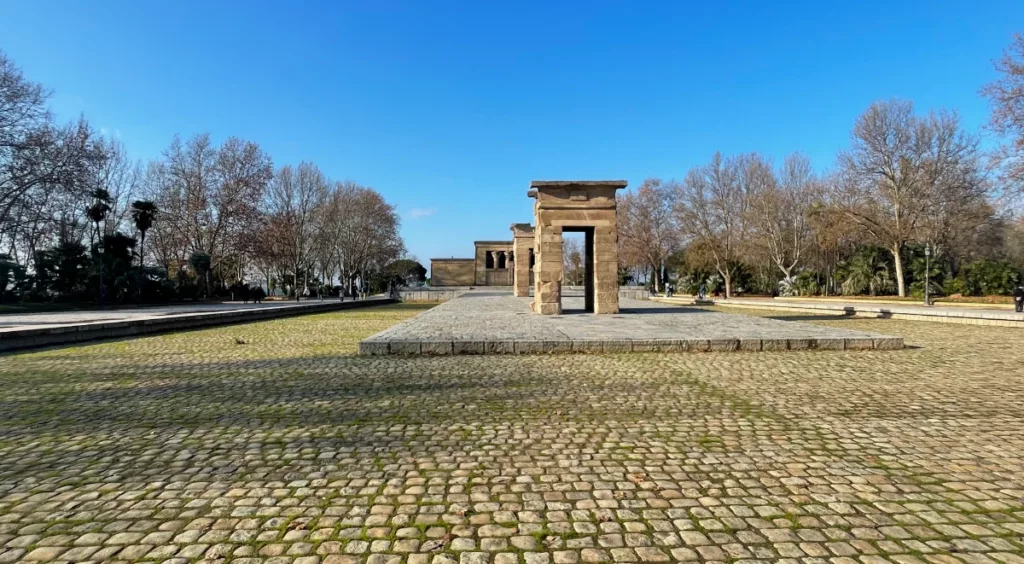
[924,244,931,306]
[98,243,105,308]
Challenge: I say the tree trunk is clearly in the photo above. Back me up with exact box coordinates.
[892,244,906,297]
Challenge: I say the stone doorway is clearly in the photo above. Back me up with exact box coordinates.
[529,180,627,315]
[560,228,594,313]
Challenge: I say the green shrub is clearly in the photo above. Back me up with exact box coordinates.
[947,260,1021,296]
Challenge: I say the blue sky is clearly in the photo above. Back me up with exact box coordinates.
[2,1,1020,265]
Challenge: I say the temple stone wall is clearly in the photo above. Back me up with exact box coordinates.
[510,224,535,297]
[474,241,513,286]
[430,259,476,287]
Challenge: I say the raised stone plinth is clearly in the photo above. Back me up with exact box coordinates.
[359,292,903,355]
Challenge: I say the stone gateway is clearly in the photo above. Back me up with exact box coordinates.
[529,180,627,314]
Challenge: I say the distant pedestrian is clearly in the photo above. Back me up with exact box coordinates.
[1015,284,1024,313]
[698,283,707,301]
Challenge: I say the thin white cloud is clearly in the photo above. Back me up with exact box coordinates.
[406,208,436,219]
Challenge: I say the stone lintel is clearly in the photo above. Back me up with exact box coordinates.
[530,180,629,188]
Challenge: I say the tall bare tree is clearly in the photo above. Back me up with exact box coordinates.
[835,100,985,296]
[748,153,820,281]
[328,181,404,295]
[148,134,272,295]
[266,162,329,299]
[675,153,757,298]
[89,138,142,235]
[1,51,105,266]
[618,178,679,292]
[982,33,1024,197]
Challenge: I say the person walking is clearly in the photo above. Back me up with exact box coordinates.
[1014,283,1024,313]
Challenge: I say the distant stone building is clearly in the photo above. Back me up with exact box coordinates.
[431,241,516,287]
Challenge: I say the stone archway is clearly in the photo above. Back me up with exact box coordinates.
[528,180,627,315]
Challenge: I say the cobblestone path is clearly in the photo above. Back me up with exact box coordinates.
[0,303,1021,563]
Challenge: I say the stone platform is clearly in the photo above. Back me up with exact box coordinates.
[359,292,903,355]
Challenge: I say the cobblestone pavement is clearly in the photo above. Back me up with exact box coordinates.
[0,303,1022,563]
[362,294,901,354]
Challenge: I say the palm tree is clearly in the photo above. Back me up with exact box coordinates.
[86,189,112,245]
[86,189,112,306]
[130,200,158,269]
[841,247,896,296]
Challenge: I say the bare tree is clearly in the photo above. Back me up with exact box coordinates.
[835,100,986,296]
[266,162,329,300]
[618,178,679,292]
[674,152,756,298]
[329,181,404,295]
[748,153,820,281]
[0,54,104,269]
[89,138,142,235]
[982,33,1024,197]
[1,52,104,257]
[562,236,584,287]
[149,134,272,295]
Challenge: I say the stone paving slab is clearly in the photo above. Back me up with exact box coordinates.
[360,292,902,355]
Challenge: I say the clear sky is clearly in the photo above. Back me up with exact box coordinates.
[2,1,1021,265]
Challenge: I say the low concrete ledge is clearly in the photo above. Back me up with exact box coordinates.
[357,335,900,356]
[1,299,397,353]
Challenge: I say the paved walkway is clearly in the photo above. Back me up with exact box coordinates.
[0,304,1021,563]
[669,297,1024,327]
[360,293,902,354]
[0,300,384,331]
